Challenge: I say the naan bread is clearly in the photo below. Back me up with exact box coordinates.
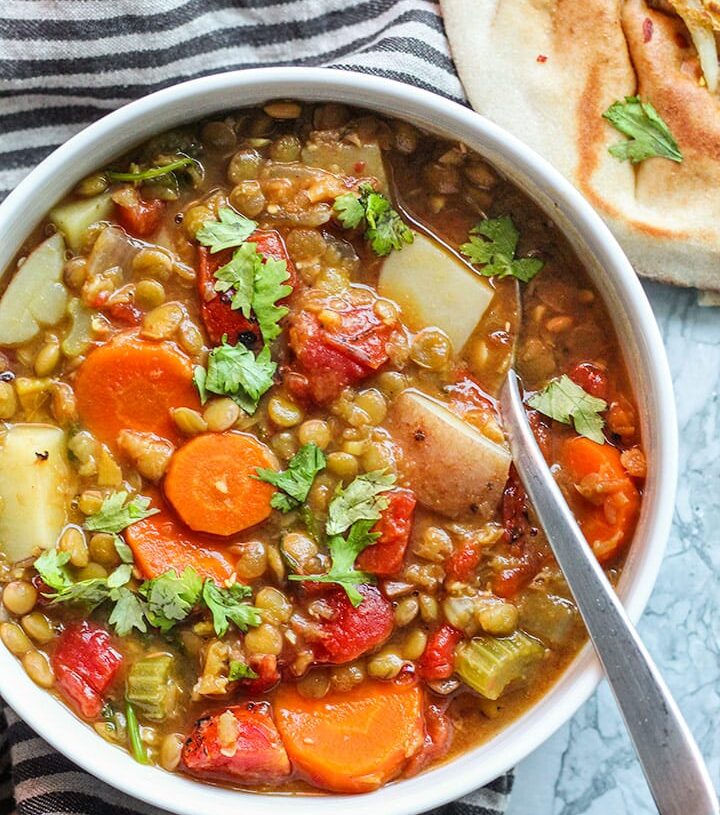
[441,0,720,291]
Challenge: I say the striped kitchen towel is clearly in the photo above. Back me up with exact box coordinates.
[0,2,512,814]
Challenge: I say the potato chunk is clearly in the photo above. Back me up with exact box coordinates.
[0,424,74,563]
[379,233,493,353]
[388,389,511,519]
[50,191,114,253]
[301,140,388,191]
[0,233,68,346]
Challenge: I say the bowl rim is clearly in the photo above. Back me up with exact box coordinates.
[0,67,677,815]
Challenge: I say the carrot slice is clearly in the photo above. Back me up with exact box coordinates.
[124,491,236,581]
[163,432,277,536]
[561,436,641,563]
[274,680,424,793]
[74,331,199,447]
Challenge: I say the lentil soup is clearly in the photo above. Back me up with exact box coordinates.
[0,100,644,794]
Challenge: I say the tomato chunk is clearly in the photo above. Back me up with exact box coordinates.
[403,702,452,778]
[115,195,164,238]
[182,702,291,784]
[287,292,394,404]
[357,488,416,576]
[52,622,123,719]
[197,229,297,347]
[312,585,393,664]
[418,624,463,681]
[569,362,609,401]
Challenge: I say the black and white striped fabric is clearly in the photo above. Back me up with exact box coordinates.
[0,2,512,813]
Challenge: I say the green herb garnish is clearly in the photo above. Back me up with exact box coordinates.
[85,491,159,535]
[603,96,682,164]
[334,184,414,256]
[528,374,607,444]
[460,215,543,282]
[106,156,198,183]
[139,567,203,633]
[202,580,262,638]
[228,661,259,681]
[125,702,150,764]
[289,519,379,606]
[196,207,258,253]
[194,337,276,414]
[255,443,327,512]
[326,471,396,536]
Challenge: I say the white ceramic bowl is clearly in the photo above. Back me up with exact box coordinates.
[0,68,677,815]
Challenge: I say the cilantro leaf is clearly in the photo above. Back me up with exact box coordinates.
[114,537,135,564]
[228,660,259,681]
[201,580,261,638]
[333,192,366,228]
[460,215,544,282]
[85,491,159,534]
[253,256,291,343]
[34,547,72,591]
[196,207,258,253]
[289,519,378,606]
[213,242,257,316]
[255,443,327,512]
[195,337,276,414]
[333,184,414,256]
[106,156,198,183]
[108,588,148,637]
[106,563,133,589]
[49,578,110,609]
[528,374,608,444]
[139,567,203,633]
[326,470,396,536]
[603,96,682,165]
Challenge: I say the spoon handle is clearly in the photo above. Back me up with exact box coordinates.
[500,370,718,815]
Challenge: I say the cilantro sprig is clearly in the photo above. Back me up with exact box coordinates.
[289,518,379,606]
[603,96,682,165]
[334,184,414,256]
[194,337,276,414]
[106,155,199,183]
[460,215,544,282]
[197,207,291,344]
[255,443,327,512]
[85,492,159,535]
[33,545,261,639]
[528,374,608,444]
[196,207,257,253]
[325,471,396,536]
[229,661,259,681]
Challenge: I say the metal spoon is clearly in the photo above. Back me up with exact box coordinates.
[500,369,718,815]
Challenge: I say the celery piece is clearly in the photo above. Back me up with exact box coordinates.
[519,590,580,647]
[126,654,176,721]
[455,631,545,700]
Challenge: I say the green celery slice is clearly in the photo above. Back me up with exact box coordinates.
[455,631,546,700]
[126,654,176,721]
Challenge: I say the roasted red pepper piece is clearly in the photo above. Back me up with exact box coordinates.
[197,229,297,347]
[115,196,164,238]
[103,300,143,326]
[569,362,609,401]
[445,537,482,582]
[418,624,463,681]
[357,488,416,576]
[312,585,393,664]
[52,622,123,719]
[181,701,291,784]
[287,295,394,404]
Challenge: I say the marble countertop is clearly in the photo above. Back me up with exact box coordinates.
[507,282,720,814]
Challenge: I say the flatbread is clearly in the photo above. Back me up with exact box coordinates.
[441,0,720,291]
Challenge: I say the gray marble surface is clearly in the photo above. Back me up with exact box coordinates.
[507,282,720,815]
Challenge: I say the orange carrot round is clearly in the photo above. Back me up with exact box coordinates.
[124,491,236,581]
[562,436,641,563]
[74,331,199,447]
[274,680,424,793]
[163,432,277,536]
